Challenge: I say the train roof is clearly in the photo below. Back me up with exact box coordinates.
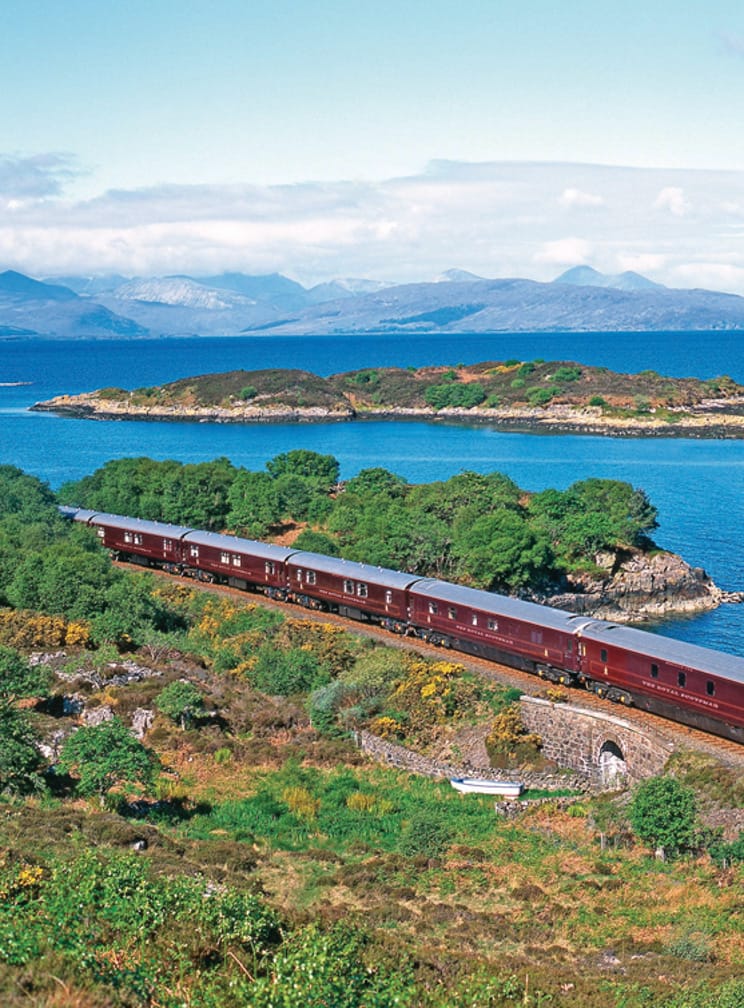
[58,506,99,523]
[408,578,591,633]
[287,551,422,590]
[84,511,195,539]
[579,621,744,684]
[182,529,297,562]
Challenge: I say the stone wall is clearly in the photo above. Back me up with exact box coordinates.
[353,730,589,792]
[520,696,674,785]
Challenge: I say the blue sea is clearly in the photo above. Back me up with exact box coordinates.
[1,330,743,654]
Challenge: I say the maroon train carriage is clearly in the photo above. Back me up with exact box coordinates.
[72,511,194,571]
[407,578,585,680]
[285,552,420,624]
[180,529,296,593]
[577,622,744,742]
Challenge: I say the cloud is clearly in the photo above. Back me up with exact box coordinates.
[653,186,690,217]
[0,153,81,200]
[559,187,604,209]
[3,156,744,292]
[534,237,593,265]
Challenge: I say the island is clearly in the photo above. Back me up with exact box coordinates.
[31,359,744,437]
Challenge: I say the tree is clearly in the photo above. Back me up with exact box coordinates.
[59,717,159,805]
[629,776,699,859]
[266,450,339,489]
[0,645,51,702]
[155,680,205,729]
[0,704,44,795]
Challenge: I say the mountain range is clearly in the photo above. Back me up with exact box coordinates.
[1,265,744,338]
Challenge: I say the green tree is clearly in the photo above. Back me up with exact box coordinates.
[0,704,44,795]
[453,510,553,590]
[59,717,159,805]
[629,776,699,859]
[226,469,282,537]
[155,680,205,729]
[0,645,51,702]
[266,449,339,489]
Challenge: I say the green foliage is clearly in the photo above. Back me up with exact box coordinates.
[0,703,44,795]
[239,384,257,400]
[589,394,608,407]
[629,776,699,857]
[0,645,51,702]
[425,382,487,409]
[553,365,582,382]
[251,645,329,696]
[59,716,159,803]
[266,449,339,488]
[155,679,205,729]
[400,808,454,857]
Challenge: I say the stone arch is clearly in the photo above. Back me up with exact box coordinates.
[598,739,627,786]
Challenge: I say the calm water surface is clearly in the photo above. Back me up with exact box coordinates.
[1,332,742,654]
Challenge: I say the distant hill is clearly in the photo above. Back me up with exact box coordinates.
[5,265,744,338]
[554,265,665,292]
[0,270,78,302]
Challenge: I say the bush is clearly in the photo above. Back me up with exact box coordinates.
[629,776,698,858]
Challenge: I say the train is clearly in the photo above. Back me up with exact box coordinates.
[60,506,744,744]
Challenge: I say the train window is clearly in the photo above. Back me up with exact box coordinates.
[344,579,354,594]
[265,561,275,575]
[471,613,478,626]
[650,663,659,678]
[96,528,105,538]
[678,671,686,688]
[357,582,368,598]
[385,590,393,605]
[428,601,438,615]
[190,546,199,558]
[220,552,230,564]
[232,555,241,567]
[163,538,173,551]
[133,534,143,546]
[296,569,303,581]
[531,630,543,645]
[306,570,316,585]
[124,532,133,543]
[566,640,573,653]
[448,607,457,620]
[487,618,497,630]
[600,649,608,663]
[706,680,715,696]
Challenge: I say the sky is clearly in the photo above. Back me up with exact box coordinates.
[3,0,744,290]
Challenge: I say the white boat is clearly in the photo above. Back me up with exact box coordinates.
[449,777,523,798]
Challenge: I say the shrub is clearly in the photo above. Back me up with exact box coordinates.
[629,776,698,858]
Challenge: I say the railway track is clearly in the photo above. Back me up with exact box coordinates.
[125,563,744,770]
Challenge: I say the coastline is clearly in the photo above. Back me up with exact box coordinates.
[30,394,744,439]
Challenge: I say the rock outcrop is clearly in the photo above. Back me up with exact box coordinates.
[531,548,733,623]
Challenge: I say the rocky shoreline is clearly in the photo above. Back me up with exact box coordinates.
[526,547,742,624]
[30,393,744,438]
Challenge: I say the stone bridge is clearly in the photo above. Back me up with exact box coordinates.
[520,696,675,786]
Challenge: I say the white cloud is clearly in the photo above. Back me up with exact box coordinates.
[673,262,744,291]
[559,187,604,209]
[534,237,593,265]
[653,186,690,217]
[3,157,744,292]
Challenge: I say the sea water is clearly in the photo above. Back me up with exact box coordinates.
[1,331,742,654]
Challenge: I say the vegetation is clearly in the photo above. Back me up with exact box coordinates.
[38,359,744,425]
[0,464,741,1005]
[60,453,659,594]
